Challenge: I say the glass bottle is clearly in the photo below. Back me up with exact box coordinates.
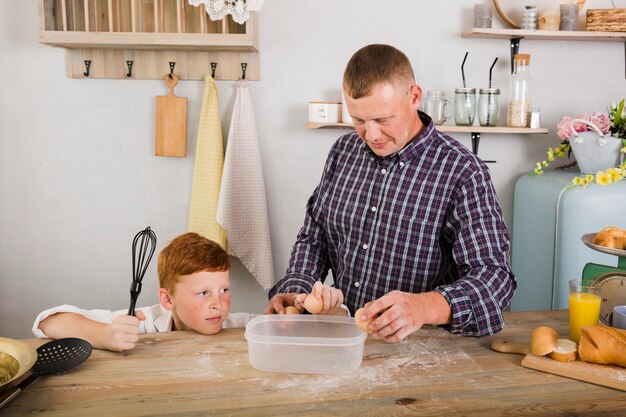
[478,88,500,127]
[507,53,532,128]
[454,88,476,126]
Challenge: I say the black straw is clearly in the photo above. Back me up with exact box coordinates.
[486,57,499,126]
[461,51,469,88]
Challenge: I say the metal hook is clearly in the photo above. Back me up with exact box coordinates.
[241,62,247,80]
[210,62,218,79]
[83,60,91,77]
[169,62,176,79]
[126,60,134,78]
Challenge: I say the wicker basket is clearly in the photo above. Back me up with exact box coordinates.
[586,9,626,32]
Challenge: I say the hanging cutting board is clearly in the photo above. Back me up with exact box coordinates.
[491,339,626,392]
[155,74,187,157]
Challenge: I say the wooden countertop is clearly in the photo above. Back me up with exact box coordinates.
[3,310,626,416]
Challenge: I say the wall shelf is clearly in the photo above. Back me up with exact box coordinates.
[462,28,626,77]
[462,28,626,41]
[37,0,259,80]
[306,122,549,135]
[305,122,549,163]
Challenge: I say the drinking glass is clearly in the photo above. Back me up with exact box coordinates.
[568,279,601,343]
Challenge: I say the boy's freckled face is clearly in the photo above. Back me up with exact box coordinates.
[165,270,231,335]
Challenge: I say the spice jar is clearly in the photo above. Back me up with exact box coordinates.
[454,88,476,126]
[507,54,532,127]
[478,88,500,127]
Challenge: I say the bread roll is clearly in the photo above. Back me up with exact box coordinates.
[578,325,626,368]
[530,326,558,356]
[592,226,626,250]
[548,339,577,362]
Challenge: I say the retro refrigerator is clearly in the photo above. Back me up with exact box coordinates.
[511,170,626,311]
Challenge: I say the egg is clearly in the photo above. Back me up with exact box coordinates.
[303,294,324,314]
[284,306,300,315]
[354,307,373,334]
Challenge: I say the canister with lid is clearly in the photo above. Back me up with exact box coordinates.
[454,88,476,126]
[478,88,500,127]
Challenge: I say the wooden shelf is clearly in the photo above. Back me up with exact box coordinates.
[462,28,626,42]
[38,31,258,52]
[36,0,259,80]
[305,122,549,135]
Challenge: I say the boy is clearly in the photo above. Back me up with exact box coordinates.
[33,232,345,351]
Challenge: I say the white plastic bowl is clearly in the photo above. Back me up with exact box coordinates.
[244,314,367,374]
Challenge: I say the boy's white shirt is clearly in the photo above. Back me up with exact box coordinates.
[32,304,256,339]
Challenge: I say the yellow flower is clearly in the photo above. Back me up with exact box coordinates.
[595,171,613,186]
[607,168,623,182]
[585,174,594,182]
[547,148,555,161]
[572,177,583,185]
[621,146,626,154]
[581,178,590,188]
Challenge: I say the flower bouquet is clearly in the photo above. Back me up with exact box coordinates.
[532,99,626,188]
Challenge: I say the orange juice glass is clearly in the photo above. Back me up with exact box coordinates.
[568,279,601,343]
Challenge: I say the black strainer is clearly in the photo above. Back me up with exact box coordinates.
[0,338,92,410]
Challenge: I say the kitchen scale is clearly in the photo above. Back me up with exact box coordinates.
[581,233,626,326]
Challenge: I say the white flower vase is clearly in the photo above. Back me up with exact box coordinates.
[568,118,623,174]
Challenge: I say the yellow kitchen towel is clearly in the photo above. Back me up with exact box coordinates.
[188,75,227,249]
[217,80,274,290]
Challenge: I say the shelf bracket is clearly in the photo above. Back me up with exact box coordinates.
[510,37,523,73]
[471,132,496,164]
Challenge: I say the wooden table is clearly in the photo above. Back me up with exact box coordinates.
[3,310,626,416]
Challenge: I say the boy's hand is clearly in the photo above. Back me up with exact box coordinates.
[100,311,146,351]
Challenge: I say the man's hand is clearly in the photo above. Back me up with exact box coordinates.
[294,281,346,315]
[265,293,300,314]
[358,291,452,343]
[99,311,146,351]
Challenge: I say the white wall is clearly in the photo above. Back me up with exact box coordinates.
[1,0,625,338]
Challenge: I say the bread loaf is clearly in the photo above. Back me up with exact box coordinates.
[548,339,577,362]
[578,325,626,368]
[530,326,558,356]
[592,226,626,250]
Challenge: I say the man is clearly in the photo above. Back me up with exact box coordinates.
[267,44,516,343]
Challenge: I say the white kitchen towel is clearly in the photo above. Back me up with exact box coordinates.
[188,75,227,249]
[217,80,274,290]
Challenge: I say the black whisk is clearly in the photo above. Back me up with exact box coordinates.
[128,226,157,316]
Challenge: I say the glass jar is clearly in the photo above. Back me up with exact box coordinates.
[507,53,532,127]
[454,88,476,126]
[478,88,500,127]
[423,90,447,125]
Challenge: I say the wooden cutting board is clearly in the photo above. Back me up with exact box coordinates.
[155,74,187,157]
[492,339,626,392]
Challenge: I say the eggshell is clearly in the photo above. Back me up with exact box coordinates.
[303,294,324,314]
[354,307,373,334]
[284,306,300,315]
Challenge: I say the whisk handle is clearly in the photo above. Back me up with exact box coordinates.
[128,282,141,316]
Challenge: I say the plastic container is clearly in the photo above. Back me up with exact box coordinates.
[244,314,367,374]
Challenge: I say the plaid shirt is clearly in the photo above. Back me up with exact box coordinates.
[270,112,516,336]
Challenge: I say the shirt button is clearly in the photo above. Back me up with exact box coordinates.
[381,168,387,174]
[371,206,377,212]
[399,162,405,167]
[362,244,368,250]
[354,282,361,288]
